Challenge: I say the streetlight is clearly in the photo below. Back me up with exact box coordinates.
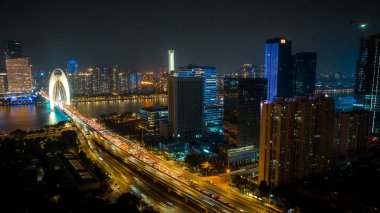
[226,168,231,188]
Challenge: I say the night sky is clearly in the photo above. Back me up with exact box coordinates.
[1,0,379,74]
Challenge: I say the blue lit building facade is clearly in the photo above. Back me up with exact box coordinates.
[128,72,142,94]
[264,38,293,100]
[354,34,380,134]
[202,67,217,104]
[99,66,111,94]
[204,103,224,134]
[136,72,142,93]
[140,106,168,133]
[173,68,195,77]
[67,59,78,74]
[128,72,137,93]
[175,65,223,134]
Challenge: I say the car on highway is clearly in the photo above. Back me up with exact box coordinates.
[211,194,220,199]
[236,207,244,212]
[188,179,199,187]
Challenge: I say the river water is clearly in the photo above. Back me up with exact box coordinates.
[0,104,69,133]
[0,98,167,133]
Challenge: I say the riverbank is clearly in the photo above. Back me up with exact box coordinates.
[71,93,167,103]
[0,97,167,133]
[0,93,167,106]
[0,100,48,106]
[0,104,70,133]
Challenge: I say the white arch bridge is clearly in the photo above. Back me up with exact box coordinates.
[49,68,70,108]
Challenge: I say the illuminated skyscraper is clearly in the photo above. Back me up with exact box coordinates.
[129,72,137,93]
[34,70,48,90]
[71,71,92,96]
[224,77,267,165]
[354,34,380,134]
[67,59,78,74]
[264,38,293,100]
[176,65,217,104]
[110,66,119,94]
[240,64,256,78]
[136,72,142,93]
[168,77,204,139]
[117,67,129,94]
[5,57,32,92]
[0,72,6,93]
[88,66,101,94]
[99,66,111,94]
[259,95,334,188]
[176,65,223,133]
[4,40,32,92]
[293,52,317,97]
[4,40,22,58]
[333,111,372,161]
[128,71,142,94]
[168,50,175,74]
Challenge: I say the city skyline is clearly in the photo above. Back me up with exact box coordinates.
[1,1,380,212]
[1,0,380,74]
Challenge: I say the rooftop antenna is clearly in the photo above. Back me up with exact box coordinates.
[350,20,368,38]
[359,22,367,38]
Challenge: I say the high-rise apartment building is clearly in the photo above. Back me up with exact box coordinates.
[293,52,317,97]
[136,72,142,93]
[70,71,92,96]
[117,67,129,94]
[99,66,111,94]
[259,95,334,188]
[264,38,293,100]
[240,64,254,78]
[110,66,119,94]
[354,34,380,134]
[0,72,6,93]
[129,71,136,93]
[4,40,32,93]
[224,77,267,165]
[69,66,141,96]
[5,57,32,92]
[333,111,372,161]
[168,77,204,140]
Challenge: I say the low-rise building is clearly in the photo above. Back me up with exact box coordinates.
[140,106,168,133]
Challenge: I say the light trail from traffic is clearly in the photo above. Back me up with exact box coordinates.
[42,92,282,213]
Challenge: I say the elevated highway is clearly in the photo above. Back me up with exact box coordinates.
[42,91,282,213]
